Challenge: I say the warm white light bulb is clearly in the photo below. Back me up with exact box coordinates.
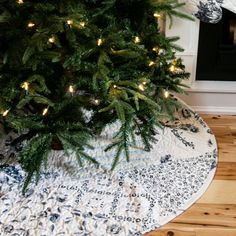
[2,109,10,117]
[148,61,155,67]
[48,36,55,43]
[97,38,103,46]
[69,85,74,93]
[152,47,159,52]
[80,22,85,27]
[169,65,176,72]
[21,82,29,91]
[42,108,48,116]
[164,90,170,98]
[138,84,145,91]
[113,85,117,88]
[134,36,141,44]
[17,0,24,4]
[67,20,73,25]
[153,12,161,18]
[94,99,100,105]
[28,22,35,28]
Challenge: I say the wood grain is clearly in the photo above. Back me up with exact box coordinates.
[145,115,236,236]
[197,181,236,204]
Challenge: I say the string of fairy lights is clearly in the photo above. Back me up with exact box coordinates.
[1,1,182,117]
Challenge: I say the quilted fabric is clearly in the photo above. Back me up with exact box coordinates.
[0,100,218,235]
[180,0,236,23]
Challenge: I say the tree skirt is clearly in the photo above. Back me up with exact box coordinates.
[0,102,218,236]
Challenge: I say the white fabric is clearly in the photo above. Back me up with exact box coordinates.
[222,0,236,14]
[0,101,217,235]
[180,0,236,23]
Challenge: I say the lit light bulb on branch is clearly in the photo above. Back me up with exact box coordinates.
[28,22,35,28]
[42,107,49,116]
[21,82,29,91]
[169,60,182,73]
[94,99,100,105]
[169,64,176,72]
[17,0,24,4]
[153,12,162,19]
[148,61,155,67]
[142,81,147,85]
[152,47,159,53]
[134,36,141,44]
[48,36,55,44]
[2,109,10,117]
[79,22,85,28]
[97,38,103,46]
[68,85,74,95]
[138,84,145,91]
[67,20,73,25]
[164,90,170,98]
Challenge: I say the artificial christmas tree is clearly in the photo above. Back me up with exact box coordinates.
[0,0,191,192]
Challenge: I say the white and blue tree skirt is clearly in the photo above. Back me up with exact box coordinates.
[0,101,217,236]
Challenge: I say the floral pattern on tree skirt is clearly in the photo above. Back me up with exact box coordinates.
[0,101,217,236]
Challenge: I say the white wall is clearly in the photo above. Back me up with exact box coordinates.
[166,17,236,114]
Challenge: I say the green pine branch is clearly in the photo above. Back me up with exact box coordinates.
[105,113,134,170]
[20,133,53,194]
[0,0,192,189]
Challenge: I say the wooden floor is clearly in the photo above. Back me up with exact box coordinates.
[145,114,236,236]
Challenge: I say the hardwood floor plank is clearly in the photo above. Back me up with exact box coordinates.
[194,229,236,236]
[146,224,236,236]
[197,180,236,204]
[145,229,196,236]
[200,115,236,127]
[218,145,236,163]
[171,204,236,227]
[215,162,236,180]
[210,127,234,144]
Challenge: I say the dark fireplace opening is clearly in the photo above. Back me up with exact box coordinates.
[196,8,236,81]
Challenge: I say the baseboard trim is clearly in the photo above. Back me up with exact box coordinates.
[192,106,236,115]
[187,81,236,93]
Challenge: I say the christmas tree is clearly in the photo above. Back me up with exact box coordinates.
[0,0,191,192]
